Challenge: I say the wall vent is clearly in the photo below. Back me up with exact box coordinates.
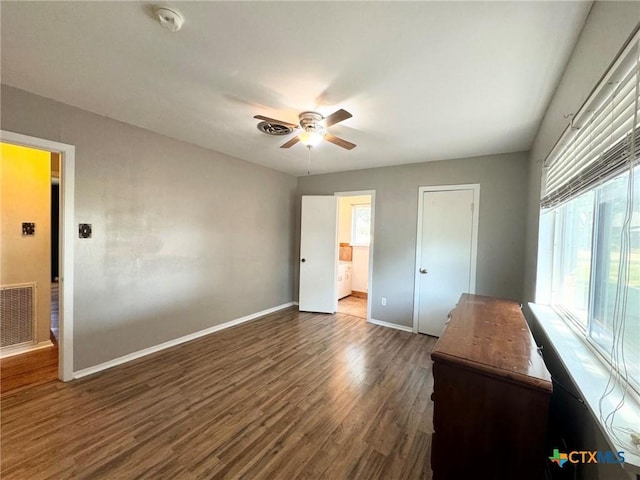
[1,284,36,348]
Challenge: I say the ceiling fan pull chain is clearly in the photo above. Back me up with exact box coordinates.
[307,146,312,175]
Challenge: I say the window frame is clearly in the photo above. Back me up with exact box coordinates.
[550,191,596,331]
[350,204,371,247]
[543,166,640,395]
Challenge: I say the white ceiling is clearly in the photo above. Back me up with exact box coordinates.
[1,1,591,176]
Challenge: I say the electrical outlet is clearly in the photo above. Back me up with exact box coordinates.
[381,297,387,306]
[79,223,92,239]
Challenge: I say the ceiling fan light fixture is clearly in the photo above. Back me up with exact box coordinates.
[254,109,355,150]
[298,130,324,148]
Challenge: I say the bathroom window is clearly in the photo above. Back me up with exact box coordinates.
[351,205,371,246]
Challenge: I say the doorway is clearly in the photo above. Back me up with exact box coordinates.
[0,130,75,382]
[0,143,57,391]
[413,184,479,336]
[336,193,373,320]
[298,190,375,322]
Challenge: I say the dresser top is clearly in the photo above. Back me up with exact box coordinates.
[431,294,552,392]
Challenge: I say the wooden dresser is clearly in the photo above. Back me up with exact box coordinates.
[430,294,552,480]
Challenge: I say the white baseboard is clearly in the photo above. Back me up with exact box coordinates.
[73,302,296,379]
[0,340,54,359]
[368,318,414,333]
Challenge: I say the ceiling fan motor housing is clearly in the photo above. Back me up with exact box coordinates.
[299,111,325,133]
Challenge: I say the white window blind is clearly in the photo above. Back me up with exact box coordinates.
[537,26,640,457]
[541,32,639,209]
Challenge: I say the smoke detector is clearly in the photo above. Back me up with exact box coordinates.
[155,7,184,32]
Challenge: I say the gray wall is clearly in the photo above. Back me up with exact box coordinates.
[1,85,297,371]
[297,151,529,328]
[523,4,639,480]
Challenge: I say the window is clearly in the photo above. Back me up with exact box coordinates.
[351,204,371,246]
[551,190,594,327]
[590,170,640,367]
[543,167,640,391]
[538,32,640,399]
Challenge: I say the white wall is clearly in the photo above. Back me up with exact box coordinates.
[351,246,369,293]
[338,197,353,244]
[1,85,297,371]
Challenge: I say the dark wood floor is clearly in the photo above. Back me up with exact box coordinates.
[1,307,436,479]
[0,283,60,395]
[0,344,58,395]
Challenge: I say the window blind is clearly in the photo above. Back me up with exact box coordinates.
[541,33,639,209]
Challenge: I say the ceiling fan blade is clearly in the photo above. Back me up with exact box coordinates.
[280,135,301,148]
[324,133,356,150]
[254,115,299,129]
[323,109,352,127]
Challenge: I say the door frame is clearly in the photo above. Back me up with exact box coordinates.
[1,130,75,381]
[334,190,375,322]
[412,184,480,333]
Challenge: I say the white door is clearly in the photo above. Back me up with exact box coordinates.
[299,195,338,313]
[415,186,479,336]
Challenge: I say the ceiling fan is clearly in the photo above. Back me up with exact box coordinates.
[254,109,356,150]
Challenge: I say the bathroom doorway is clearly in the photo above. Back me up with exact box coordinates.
[335,191,374,320]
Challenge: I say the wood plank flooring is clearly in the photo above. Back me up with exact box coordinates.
[0,283,59,395]
[0,344,58,395]
[1,307,436,479]
[337,296,367,319]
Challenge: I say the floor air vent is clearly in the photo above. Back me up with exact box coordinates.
[1,284,36,348]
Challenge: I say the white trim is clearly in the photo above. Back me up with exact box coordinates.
[73,302,295,379]
[368,318,413,333]
[334,190,375,324]
[412,184,480,333]
[0,340,54,359]
[529,303,640,474]
[1,130,75,382]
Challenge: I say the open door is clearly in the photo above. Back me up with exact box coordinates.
[299,195,338,313]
